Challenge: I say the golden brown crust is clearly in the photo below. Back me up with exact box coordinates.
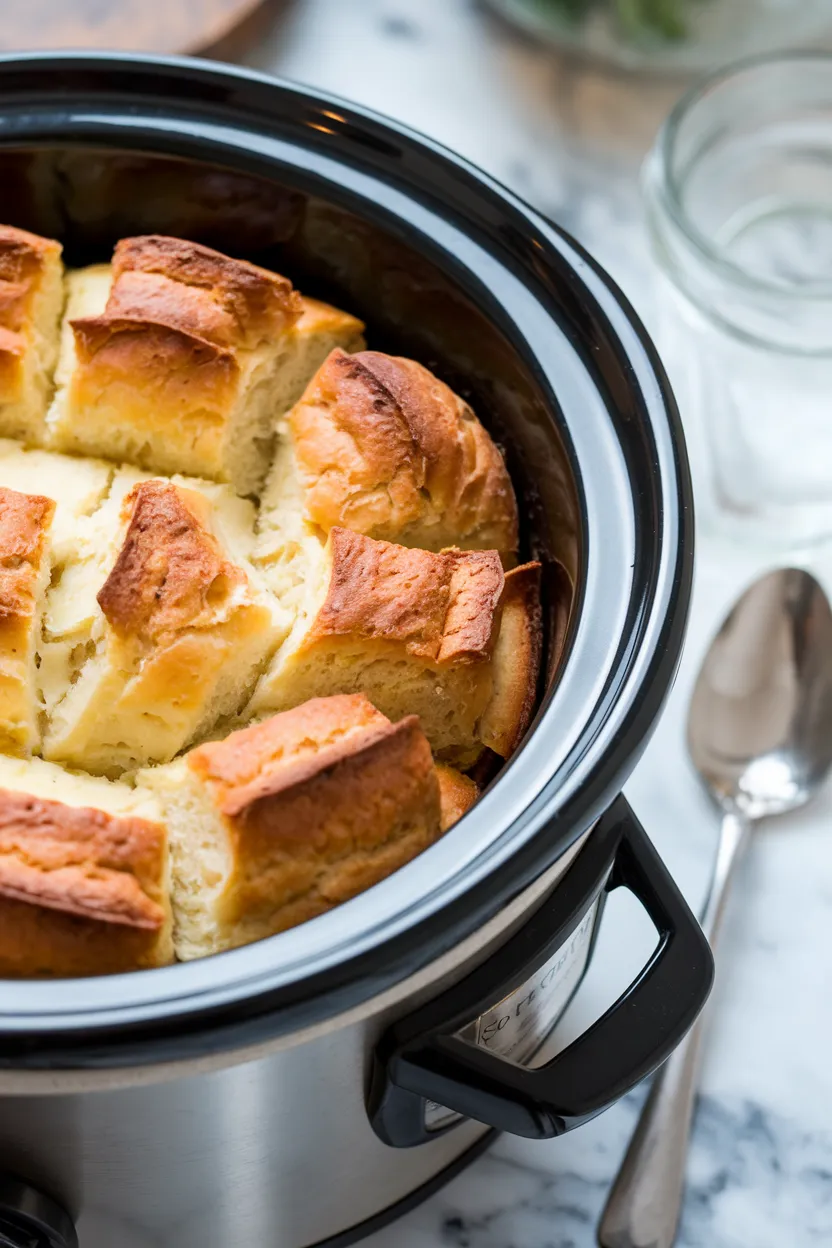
[70,234,302,380]
[435,764,478,831]
[294,296,365,343]
[187,695,441,934]
[0,224,62,335]
[97,480,247,646]
[70,314,240,385]
[0,226,62,406]
[291,349,518,553]
[0,486,54,570]
[0,787,166,930]
[187,693,391,816]
[111,234,301,347]
[240,713,438,929]
[304,528,505,665]
[479,562,542,758]
[0,330,25,403]
[441,549,507,664]
[0,899,168,978]
[0,485,54,634]
[0,325,24,360]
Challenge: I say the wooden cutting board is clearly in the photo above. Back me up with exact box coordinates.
[0,0,269,54]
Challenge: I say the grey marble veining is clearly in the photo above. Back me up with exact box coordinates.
[359,1094,832,1247]
[235,3,832,1243]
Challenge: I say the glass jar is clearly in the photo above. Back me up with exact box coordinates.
[643,53,832,548]
[487,0,832,76]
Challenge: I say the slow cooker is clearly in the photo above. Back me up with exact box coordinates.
[0,54,711,1248]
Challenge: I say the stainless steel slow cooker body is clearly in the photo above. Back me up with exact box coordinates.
[0,55,710,1248]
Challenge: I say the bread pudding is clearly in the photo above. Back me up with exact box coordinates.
[0,225,541,974]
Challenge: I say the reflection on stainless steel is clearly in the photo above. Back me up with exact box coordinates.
[599,567,832,1248]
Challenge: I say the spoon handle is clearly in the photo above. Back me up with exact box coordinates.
[597,810,751,1248]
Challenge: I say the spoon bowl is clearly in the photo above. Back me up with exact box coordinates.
[688,567,832,819]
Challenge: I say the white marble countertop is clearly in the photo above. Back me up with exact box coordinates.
[241,4,832,1243]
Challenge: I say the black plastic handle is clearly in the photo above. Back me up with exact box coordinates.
[369,795,714,1146]
[0,1175,76,1248]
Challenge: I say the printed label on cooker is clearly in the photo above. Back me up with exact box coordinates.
[424,899,600,1132]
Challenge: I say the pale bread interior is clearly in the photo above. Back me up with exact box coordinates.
[0,750,160,819]
[0,438,114,553]
[138,756,235,961]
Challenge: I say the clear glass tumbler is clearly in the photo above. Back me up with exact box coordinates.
[643,53,832,548]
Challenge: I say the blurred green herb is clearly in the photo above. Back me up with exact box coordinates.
[536,0,695,40]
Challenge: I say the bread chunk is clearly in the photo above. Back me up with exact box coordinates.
[256,349,517,591]
[46,239,364,493]
[41,476,283,776]
[0,487,55,757]
[0,225,63,444]
[141,694,443,959]
[248,527,513,764]
[0,442,116,760]
[0,753,171,975]
[436,764,478,830]
[479,562,543,757]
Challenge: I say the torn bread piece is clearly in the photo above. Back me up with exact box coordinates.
[0,487,55,757]
[37,461,270,719]
[141,694,448,959]
[36,464,158,731]
[256,348,517,593]
[46,237,364,493]
[479,561,543,757]
[0,445,114,756]
[0,225,64,444]
[435,764,479,830]
[41,475,283,777]
[0,753,171,976]
[247,528,539,765]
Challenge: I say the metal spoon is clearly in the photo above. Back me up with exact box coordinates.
[598,566,832,1248]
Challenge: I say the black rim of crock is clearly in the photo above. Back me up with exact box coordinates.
[0,54,693,1063]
